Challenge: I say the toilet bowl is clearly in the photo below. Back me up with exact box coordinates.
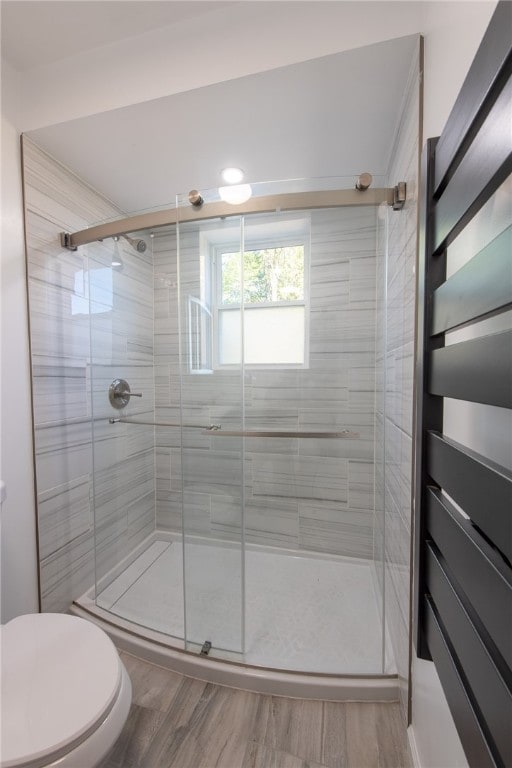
[0,612,132,768]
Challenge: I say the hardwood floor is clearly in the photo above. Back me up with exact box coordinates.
[102,653,411,768]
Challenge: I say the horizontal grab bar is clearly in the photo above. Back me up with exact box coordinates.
[108,418,358,438]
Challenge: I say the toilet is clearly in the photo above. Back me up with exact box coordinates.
[1,477,132,768]
[0,613,132,767]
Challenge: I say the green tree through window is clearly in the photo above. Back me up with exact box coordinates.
[221,246,304,305]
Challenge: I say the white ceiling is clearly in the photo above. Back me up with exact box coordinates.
[1,1,235,71]
[27,34,419,213]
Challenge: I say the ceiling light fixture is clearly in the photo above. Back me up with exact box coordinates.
[221,167,245,184]
[218,184,252,205]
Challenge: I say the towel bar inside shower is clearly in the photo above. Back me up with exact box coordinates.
[108,417,359,438]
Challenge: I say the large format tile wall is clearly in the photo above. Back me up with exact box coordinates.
[374,45,421,716]
[153,206,379,559]
[23,139,155,612]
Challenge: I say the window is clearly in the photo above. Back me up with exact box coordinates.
[192,215,309,370]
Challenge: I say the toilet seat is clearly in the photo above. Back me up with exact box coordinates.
[1,613,131,768]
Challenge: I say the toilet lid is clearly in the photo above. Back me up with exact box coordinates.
[0,613,122,768]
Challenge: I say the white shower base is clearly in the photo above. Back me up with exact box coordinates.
[87,533,395,676]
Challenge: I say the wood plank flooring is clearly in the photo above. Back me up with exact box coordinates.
[101,653,411,768]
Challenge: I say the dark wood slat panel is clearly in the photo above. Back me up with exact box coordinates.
[434,1,512,196]
[434,75,512,254]
[429,330,512,408]
[432,226,512,335]
[427,432,512,562]
[426,486,512,669]
[426,544,512,765]
[424,597,497,768]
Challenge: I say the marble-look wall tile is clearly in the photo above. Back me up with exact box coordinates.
[209,495,300,548]
[298,502,373,558]
[252,454,348,503]
[34,422,93,492]
[39,531,95,613]
[156,496,183,533]
[181,492,212,536]
[32,360,88,424]
[348,461,374,510]
[245,497,299,547]
[181,449,243,499]
[37,475,92,560]
[24,138,156,611]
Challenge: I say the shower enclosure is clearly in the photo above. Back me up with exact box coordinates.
[81,178,394,677]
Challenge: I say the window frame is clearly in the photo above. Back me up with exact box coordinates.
[210,225,310,370]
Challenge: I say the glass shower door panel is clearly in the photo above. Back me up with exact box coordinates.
[177,215,244,656]
[90,234,158,632]
[242,204,383,673]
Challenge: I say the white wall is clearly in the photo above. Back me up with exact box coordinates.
[16,0,496,138]
[410,657,469,768]
[420,1,498,140]
[18,1,424,132]
[0,57,39,622]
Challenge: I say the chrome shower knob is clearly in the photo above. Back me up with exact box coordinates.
[108,378,143,409]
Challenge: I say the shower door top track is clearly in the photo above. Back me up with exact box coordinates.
[61,187,394,249]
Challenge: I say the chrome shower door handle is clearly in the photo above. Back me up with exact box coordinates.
[109,378,143,409]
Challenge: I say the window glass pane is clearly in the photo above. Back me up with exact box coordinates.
[218,309,241,365]
[218,306,305,365]
[221,252,242,304]
[221,246,304,305]
[244,306,304,364]
[244,246,304,303]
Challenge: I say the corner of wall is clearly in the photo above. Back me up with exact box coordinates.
[420,0,498,140]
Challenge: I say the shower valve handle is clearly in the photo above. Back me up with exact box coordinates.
[109,378,143,409]
[117,390,142,398]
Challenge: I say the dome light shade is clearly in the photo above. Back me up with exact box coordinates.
[218,184,252,205]
[221,167,244,184]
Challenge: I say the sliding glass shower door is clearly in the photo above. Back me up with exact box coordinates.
[176,203,317,658]
[89,179,387,673]
[175,185,385,671]
[177,210,245,655]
